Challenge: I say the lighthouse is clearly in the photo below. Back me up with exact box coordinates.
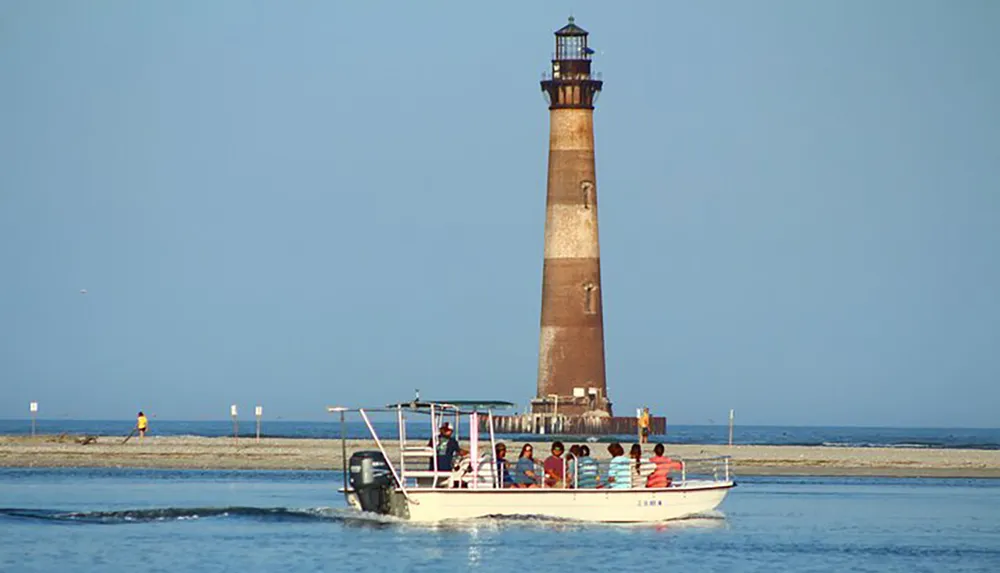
[532,17,611,418]
[487,18,666,435]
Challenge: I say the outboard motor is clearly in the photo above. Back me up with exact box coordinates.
[348,451,394,514]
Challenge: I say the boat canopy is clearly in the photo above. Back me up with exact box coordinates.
[383,400,515,413]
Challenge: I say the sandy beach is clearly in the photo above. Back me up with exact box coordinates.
[1,435,997,478]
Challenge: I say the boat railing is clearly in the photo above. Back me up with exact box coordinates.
[358,408,415,502]
[366,449,731,492]
[497,455,732,489]
[567,454,579,489]
[677,456,732,485]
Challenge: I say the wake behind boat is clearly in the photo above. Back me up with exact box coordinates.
[328,399,735,523]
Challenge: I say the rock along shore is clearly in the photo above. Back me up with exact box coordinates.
[1,435,998,478]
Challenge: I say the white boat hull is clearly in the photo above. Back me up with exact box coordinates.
[373,481,733,523]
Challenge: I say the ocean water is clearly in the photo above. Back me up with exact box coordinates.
[2,419,998,450]
[1,468,998,572]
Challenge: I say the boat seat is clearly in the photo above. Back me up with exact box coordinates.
[401,470,456,488]
[401,447,436,457]
[457,458,499,488]
[402,470,453,478]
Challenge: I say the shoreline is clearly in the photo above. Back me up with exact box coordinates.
[2,435,999,478]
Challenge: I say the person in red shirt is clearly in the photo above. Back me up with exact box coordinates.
[646,443,683,488]
[543,441,567,488]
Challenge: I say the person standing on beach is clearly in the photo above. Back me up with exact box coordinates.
[136,412,148,442]
[638,407,651,444]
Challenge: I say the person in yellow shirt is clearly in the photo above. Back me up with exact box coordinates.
[638,407,651,444]
[136,411,149,442]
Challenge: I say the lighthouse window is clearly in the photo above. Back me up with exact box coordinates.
[581,180,594,209]
[584,283,598,314]
[560,37,584,59]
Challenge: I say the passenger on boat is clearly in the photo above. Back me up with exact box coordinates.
[606,443,631,489]
[566,444,582,487]
[628,444,656,487]
[576,445,600,488]
[511,444,539,487]
[495,443,514,488]
[543,441,567,488]
[427,422,466,471]
[646,443,683,488]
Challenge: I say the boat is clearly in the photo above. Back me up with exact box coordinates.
[328,399,735,523]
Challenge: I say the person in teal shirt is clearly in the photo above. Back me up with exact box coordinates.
[576,445,600,488]
[606,443,631,489]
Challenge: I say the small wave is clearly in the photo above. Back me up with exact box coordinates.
[428,510,728,530]
[820,442,932,449]
[478,513,584,523]
[0,506,347,525]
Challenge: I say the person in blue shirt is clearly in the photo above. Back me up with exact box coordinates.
[511,443,539,487]
[494,443,514,487]
[427,422,465,471]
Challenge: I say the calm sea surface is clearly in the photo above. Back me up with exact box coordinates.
[1,468,997,573]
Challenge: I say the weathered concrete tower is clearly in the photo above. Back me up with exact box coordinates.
[532,18,612,417]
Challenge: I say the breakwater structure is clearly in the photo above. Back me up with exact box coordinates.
[486,18,665,436]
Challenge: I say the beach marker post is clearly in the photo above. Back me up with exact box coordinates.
[231,404,239,444]
[728,409,735,447]
[30,401,38,437]
[327,406,349,499]
[255,405,262,443]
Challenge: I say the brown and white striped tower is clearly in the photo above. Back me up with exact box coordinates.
[532,18,612,417]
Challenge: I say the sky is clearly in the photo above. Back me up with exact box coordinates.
[1,1,998,426]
